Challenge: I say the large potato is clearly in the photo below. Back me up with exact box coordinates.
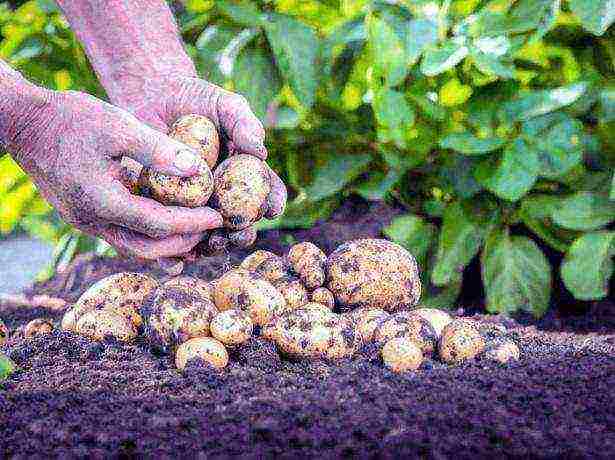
[211,154,271,230]
[139,114,217,207]
[75,310,137,342]
[62,273,159,332]
[213,269,286,326]
[326,239,421,313]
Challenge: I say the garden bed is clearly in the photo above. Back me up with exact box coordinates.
[1,199,614,458]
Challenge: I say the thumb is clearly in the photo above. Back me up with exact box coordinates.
[125,125,209,177]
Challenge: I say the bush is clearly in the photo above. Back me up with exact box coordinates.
[0,0,613,315]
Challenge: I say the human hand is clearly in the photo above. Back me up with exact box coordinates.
[7,89,223,260]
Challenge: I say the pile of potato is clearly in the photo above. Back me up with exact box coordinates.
[135,113,276,251]
[54,238,518,373]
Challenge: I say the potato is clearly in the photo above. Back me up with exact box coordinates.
[144,284,218,354]
[211,154,271,230]
[229,226,258,249]
[288,242,326,290]
[484,340,520,364]
[272,276,309,310]
[438,319,486,364]
[310,288,335,310]
[254,256,292,284]
[20,318,54,338]
[175,337,228,370]
[354,308,390,343]
[169,114,220,169]
[272,308,358,360]
[163,276,214,302]
[382,337,423,373]
[213,269,286,326]
[210,309,253,346]
[62,273,159,332]
[75,310,137,342]
[240,250,278,271]
[0,318,8,346]
[410,308,452,339]
[373,313,437,355]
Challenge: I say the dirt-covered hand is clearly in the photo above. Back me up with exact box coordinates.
[7,89,223,260]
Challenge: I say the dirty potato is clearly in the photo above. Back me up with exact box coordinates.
[139,165,214,208]
[288,242,327,290]
[0,318,8,346]
[254,256,292,284]
[21,318,54,338]
[211,154,271,230]
[326,239,421,313]
[310,287,335,310]
[213,269,286,326]
[439,319,486,364]
[75,310,137,342]
[210,309,253,346]
[382,337,423,373]
[240,250,278,271]
[175,337,229,370]
[373,313,437,355]
[163,276,215,302]
[484,340,520,364]
[62,273,159,332]
[354,308,390,343]
[272,276,309,310]
[144,284,218,354]
[169,114,220,169]
[410,308,453,339]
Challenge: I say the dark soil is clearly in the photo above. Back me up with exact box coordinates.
[2,198,615,458]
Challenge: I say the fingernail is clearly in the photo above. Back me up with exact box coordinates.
[174,148,198,172]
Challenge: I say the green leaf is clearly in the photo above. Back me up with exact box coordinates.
[552,192,615,231]
[352,169,402,201]
[519,195,575,252]
[373,89,416,148]
[482,228,552,317]
[569,0,615,36]
[471,51,515,79]
[432,201,492,286]
[439,132,506,156]
[561,231,615,300]
[383,214,436,267]
[405,18,439,65]
[368,15,408,87]
[420,40,469,77]
[506,0,561,37]
[256,195,338,230]
[501,82,588,122]
[611,172,615,200]
[265,14,320,108]
[304,153,372,202]
[233,47,282,121]
[476,139,540,202]
[217,0,265,27]
[0,354,16,381]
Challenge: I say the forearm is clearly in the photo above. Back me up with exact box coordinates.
[0,61,53,161]
[56,0,196,114]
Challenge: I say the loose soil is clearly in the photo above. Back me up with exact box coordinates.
[1,198,614,458]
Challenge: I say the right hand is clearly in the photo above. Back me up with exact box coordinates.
[9,89,223,260]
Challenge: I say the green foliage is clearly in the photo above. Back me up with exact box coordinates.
[0,354,16,381]
[0,0,613,315]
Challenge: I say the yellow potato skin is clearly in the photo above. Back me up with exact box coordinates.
[139,166,214,208]
[170,114,220,169]
[310,288,335,310]
[438,319,486,364]
[213,269,286,326]
[0,318,8,346]
[22,318,54,338]
[210,309,253,346]
[382,337,423,373]
[75,310,137,342]
[272,276,309,311]
[373,312,437,355]
[288,242,327,290]
[62,273,159,332]
[254,256,292,284]
[211,154,271,230]
[484,340,520,364]
[175,337,229,370]
[326,239,421,313]
[240,250,278,271]
[163,276,215,302]
[354,309,390,343]
[410,308,453,339]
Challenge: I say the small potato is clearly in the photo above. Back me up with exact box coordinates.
[310,288,335,310]
[373,313,437,355]
[175,337,229,370]
[326,239,421,312]
[484,340,520,364]
[439,319,486,364]
[163,276,214,302]
[354,309,390,343]
[272,276,309,310]
[75,310,137,342]
[62,273,159,332]
[254,256,292,284]
[211,154,271,230]
[144,284,218,353]
[139,166,214,208]
[229,226,258,249]
[169,114,220,169]
[382,337,423,373]
[288,242,326,290]
[213,269,286,326]
[0,318,8,346]
[240,250,278,271]
[21,318,54,338]
[210,309,253,346]
[410,308,453,339]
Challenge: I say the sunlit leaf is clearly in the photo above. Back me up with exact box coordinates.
[421,40,469,77]
[440,132,506,155]
[569,0,615,36]
[304,153,372,201]
[552,192,615,231]
[501,82,588,122]
[384,214,436,267]
[373,88,415,148]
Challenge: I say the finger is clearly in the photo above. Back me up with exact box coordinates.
[100,226,203,260]
[216,92,267,159]
[99,183,223,239]
[123,122,210,177]
[265,165,287,219]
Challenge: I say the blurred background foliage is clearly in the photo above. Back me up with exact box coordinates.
[0,0,613,315]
